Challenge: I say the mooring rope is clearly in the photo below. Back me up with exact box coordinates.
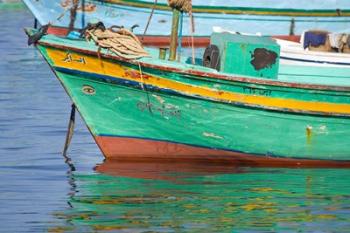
[85,26,149,60]
[138,62,153,113]
[142,0,158,39]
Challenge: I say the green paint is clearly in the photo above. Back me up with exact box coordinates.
[54,70,350,160]
[50,168,350,232]
[279,64,350,86]
[35,35,350,106]
[211,33,280,79]
[32,32,350,161]
[36,33,350,87]
[0,1,24,10]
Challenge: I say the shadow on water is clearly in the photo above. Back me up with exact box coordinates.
[49,159,350,233]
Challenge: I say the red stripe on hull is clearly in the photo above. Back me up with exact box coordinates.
[95,136,350,167]
[46,26,301,47]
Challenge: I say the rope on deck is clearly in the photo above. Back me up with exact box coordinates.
[85,25,149,60]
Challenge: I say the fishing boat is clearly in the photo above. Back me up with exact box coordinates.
[21,0,350,84]
[39,23,350,87]
[25,0,350,167]
[22,0,350,35]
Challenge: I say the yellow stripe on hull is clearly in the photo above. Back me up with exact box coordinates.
[46,48,350,116]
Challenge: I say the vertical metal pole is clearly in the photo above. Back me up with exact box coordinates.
[63,104,76,158]
[34,18,38,29]
[189,11,195,65]
[289,18,295,36]
[68,0,79,35]
[169,9,180,61]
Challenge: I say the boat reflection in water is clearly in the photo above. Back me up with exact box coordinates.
[95,159,246,181]
[50,160,350,232]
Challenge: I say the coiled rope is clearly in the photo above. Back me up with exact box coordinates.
[85,25,149,60]
[167,0,192,13]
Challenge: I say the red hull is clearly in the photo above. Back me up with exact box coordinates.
[95,136,350,168]
[47,26,301,48]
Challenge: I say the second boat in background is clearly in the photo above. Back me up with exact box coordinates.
[22,0,350,35]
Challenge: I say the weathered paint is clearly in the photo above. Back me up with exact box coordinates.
[43,47,350,117]
[94,136,350,167]
[35,34,350,92]
[52,70,350,161]
[30,30,350,164]
[211,33,280,79]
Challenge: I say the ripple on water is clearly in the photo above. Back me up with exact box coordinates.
[1,7,350,233]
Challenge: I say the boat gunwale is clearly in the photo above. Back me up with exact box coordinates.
[99,0,350,17]
[37,39,350,92]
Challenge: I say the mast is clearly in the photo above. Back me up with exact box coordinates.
[68,0,79,34]
[169,8,180,61]
[167,0,192,61]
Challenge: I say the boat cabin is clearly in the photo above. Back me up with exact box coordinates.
[202,32,280,79]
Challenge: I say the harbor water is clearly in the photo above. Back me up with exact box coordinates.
[1,6,350,233]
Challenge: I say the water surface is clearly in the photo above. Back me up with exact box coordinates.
[1,7,350,233]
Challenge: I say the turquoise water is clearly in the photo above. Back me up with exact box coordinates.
[1,8,350,233]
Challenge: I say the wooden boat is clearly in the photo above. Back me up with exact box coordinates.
[25,13,350,167]
[45,24,350,85]
[22,0,350,35]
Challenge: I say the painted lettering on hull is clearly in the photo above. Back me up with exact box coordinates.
[137,101,181,119]
[243,87,272,96]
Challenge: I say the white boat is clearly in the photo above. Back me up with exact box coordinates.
[276,37,350,85]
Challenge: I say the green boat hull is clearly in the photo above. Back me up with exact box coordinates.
[54,69,350,161]
[28,30,350,164]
